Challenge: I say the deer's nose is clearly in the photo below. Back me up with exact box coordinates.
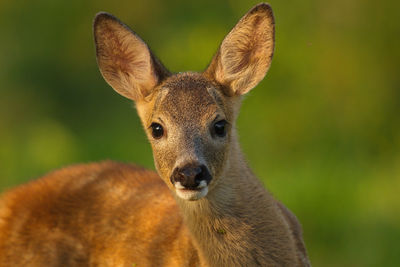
[170,163,211,190]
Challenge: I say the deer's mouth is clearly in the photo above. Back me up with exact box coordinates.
[174,181,209,201]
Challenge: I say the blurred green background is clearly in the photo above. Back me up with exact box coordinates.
[0,0,399,265]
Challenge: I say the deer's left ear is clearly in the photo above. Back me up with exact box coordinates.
[205,3,275,96]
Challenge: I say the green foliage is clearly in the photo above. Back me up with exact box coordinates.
[0,0,399,265]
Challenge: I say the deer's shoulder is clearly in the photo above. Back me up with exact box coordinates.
[0,161,173,231]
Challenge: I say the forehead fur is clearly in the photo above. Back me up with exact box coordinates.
[151,72,230,124]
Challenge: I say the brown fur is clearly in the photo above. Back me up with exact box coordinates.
[204,3,275,96]
[0,162,197,266]
[0,3,310,266]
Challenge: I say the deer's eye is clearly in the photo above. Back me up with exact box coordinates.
[150,123,164,139]
[213,120,227,138]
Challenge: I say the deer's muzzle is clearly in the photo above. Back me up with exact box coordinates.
[170,163,212,200]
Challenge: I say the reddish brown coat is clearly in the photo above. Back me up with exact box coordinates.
[0,3,310,266]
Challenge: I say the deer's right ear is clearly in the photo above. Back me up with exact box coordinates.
[93,12,170,101]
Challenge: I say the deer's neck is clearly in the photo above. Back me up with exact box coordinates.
[174,136,295,266]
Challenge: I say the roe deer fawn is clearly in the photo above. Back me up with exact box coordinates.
[0,3,310,266]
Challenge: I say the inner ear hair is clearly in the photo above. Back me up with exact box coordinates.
[205,3,275,96]
[94,12,170,101]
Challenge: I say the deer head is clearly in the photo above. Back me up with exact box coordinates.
[93,3,275,201]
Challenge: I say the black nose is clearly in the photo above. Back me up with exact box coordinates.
[171,163,212,189]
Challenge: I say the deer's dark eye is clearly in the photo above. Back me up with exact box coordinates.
[213,120,227,137]
[150,123,164,139]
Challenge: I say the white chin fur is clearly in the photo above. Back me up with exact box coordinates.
[174,181,209,201]
[175,187,209,201]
